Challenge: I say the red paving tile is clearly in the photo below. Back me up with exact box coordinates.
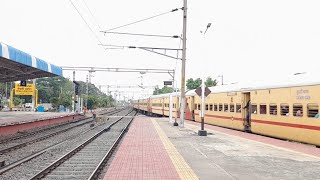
[186,120,320,158]
[103,116,180,180]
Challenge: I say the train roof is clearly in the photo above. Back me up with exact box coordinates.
[147,89,196,99]
[144,79,320,99]
[208,80,320,94]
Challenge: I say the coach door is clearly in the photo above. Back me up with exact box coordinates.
[177,97,180,118]
[161,98,164,116]
[242,92,251,131]
[191,96,195,121]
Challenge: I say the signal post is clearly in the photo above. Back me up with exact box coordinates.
[195,77,211,136]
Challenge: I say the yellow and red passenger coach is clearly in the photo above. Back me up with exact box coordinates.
[133,81,320,147]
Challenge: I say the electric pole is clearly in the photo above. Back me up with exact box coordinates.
[86,75,89,109]
[72,71,75,112]
[180,0,187,128]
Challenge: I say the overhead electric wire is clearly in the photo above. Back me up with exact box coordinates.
[68,0,106,49]
[82,0,103,31]
[175,33,182,67]
[98,44,182,51]
[101,8,182,33]
[103,31,180,39]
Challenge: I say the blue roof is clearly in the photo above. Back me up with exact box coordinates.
[0,42,62,82]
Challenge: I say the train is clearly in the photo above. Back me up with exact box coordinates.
[133,81,320,147]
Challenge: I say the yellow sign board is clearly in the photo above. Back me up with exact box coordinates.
[15,84,35,96]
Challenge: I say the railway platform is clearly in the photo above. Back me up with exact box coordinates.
[104,116,320,180]
[0,111,83,136]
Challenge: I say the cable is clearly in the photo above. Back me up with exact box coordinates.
[175,33,182,69]
[101,8,182,33]
[99,44,182,51]
[82,0,103,31]
[68,0,105,49]
[103,31,180,39]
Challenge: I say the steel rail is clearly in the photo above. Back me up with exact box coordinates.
[87,111,137,180]
[29,110,135,180]
[0,108,126,174]
[0,108,116,144]
[0,109,123,155]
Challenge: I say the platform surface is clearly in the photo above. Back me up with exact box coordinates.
[105,116,320,180]
[103,116,197,180]
[167,119,320,180]
[0,111,76,126]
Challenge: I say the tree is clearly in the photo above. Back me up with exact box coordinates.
[186,78,202,90]
[59,93,72,108]
[0,83,5,98]
[186,77,217,90]
[153,86,173,95]
[205,77,218,87]
[87,96,98,110]
[13,97,23,106]
[97,95,114,107]
[50,97,59,108]
[36,77,116,110]
[153,86,160,95]
[37,77,72,103]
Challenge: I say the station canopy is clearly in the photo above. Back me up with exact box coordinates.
[0,42,63,82]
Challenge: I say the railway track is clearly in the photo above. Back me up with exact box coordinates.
[29,110,136,180]
[0,108,123,155]
[0,108,118,145]
[0,108,128,175]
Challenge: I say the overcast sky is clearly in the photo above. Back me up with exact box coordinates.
[1,0,320,100]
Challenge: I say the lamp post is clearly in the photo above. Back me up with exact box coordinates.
[293,72,306,76]
[218,75,224,85]
[197,23,212,136]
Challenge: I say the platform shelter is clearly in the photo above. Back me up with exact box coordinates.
[0,42,62,82]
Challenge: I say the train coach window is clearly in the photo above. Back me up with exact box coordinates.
[209,104,213,111]
[260,104,267,114]
[214,104,218,111]
[198,104,201,110]
[251,104,257,114]
[219,104,223,111]
[293,104,303,117]
[230,104,235,112]
[224,104,229,112]
[236,104,241,113]
[269,104,277,115]
[205,104,209,110]
[280,104,289,116]
[307,104,318,118]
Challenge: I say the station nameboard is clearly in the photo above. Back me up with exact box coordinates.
[15,84,35,95]
[164,81,173,85]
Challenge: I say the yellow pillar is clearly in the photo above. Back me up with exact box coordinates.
[10,88,15,111]
[35,89,38,109]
